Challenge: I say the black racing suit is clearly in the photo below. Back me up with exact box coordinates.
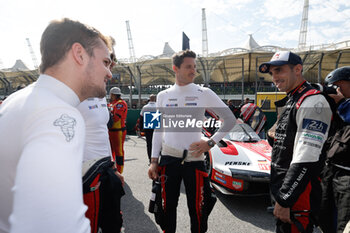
[319,111,350,233]
[270,81,332,233]
[83,157,125,233]
[157,155,216,233]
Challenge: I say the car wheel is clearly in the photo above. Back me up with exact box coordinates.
[204,152,212,177]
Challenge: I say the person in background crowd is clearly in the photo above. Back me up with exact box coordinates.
[108,87,128,174]
[240,101,267,138]
[0,18,112,233]
[326,66,350,124]
[239,97,250,110]
[319,66,350,233]
[259,51,332,233]
[140,94,157,164]
[148,50,235,233]
[227,99,240,118]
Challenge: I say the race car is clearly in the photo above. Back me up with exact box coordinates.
[204,122,272,195]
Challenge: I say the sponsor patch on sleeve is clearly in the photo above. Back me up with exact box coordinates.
[302,118,328,134]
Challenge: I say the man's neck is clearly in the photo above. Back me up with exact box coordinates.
[288,79,306,95]
[175,81,192,86]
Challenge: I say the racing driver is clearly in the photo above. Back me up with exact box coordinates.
[259,51,332,233]
[148,49,235,233]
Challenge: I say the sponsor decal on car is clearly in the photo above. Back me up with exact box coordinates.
[258,160,270,171]
[214,171,224,178]
[232,180,243,190]
[214,175,227,184]
[225,161,251,166]
[234,141,271,161]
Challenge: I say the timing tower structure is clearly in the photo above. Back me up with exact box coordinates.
[202,8,209,57]
[298,0,309,50]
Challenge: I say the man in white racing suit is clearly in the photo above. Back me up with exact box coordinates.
[0,18,113,233]
[78,97,125,233]
[148,50,235,233]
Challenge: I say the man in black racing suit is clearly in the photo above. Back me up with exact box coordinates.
[259,51,332,233]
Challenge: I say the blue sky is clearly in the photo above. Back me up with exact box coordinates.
[0,0,349,69]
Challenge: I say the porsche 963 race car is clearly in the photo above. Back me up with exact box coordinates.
[204,122,272,195]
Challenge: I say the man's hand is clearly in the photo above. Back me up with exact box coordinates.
[148,158,159,180]
[115,171,124,186]
[329,87,345,104]
[273,202,292,224]
[189,139,212,157]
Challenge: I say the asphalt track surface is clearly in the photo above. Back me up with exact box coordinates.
[121,135,275,233]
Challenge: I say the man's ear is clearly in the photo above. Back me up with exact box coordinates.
[172,65,178,73]
[294,64,303,74]
[71,42,86,66]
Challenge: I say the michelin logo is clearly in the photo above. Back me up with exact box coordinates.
[143,110,161,129]
[54,114,77,142]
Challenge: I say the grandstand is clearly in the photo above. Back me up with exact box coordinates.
[1,37,350,102]
[2,4,348,135]
[108,39,350,106]
[1,2,350,105]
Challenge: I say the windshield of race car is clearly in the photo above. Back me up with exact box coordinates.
[224,123,260,142]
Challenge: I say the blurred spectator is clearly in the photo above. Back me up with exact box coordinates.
[227,99,240,118]
[108,87,128,174]
[319,66,350,233]
[240,102,267,138]
[139,94,157,163]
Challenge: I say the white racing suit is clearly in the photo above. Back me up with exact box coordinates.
[151,83,235,233]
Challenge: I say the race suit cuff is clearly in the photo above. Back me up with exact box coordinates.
[275,195,291,208]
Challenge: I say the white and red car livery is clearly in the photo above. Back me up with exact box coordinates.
[204,122,272,195]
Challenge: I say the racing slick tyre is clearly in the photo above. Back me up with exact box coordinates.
[204,152,212,177]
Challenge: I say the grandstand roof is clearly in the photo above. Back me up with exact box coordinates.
[161,42,175,57]
[1,59,30,72]
[243,34,260,51]
[109,48,350,87]
[1,47,350,95]
[12,59,29,71]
